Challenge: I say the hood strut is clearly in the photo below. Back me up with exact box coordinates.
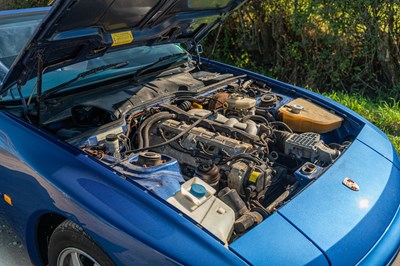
[16,85,28,119]
[36,53,44,123]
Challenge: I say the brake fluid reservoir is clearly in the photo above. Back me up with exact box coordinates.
[278,98,343,133]
[105,134,121,159]
[167,177,235,243]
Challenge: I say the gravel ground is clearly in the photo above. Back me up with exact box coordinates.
[0,217,32,266]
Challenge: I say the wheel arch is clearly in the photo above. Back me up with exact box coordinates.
[35,212,67,265]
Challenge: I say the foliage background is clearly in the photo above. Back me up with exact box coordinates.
[201,0,400,149]
[0,0,47,10]
[203,0,400,99]
[2,0,399,97]
[1,0,400,150]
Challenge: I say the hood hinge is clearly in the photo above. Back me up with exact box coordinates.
[194,42,203,67]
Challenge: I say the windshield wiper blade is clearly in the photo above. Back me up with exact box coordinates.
[132,52,188,80]
[41,61,129,99]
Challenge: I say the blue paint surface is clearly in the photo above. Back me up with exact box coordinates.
[0,7,399,266]
[231,213,329,265]
[279,140,400,265]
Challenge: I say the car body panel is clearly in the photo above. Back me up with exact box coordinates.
[278,139,400,265]
[357,202,400,265]
[357,124,400,169]
[230,213,329,265]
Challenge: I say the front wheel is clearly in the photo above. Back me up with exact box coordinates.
[48,220,114,266]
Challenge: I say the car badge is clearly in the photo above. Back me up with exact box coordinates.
[342,177,359,191]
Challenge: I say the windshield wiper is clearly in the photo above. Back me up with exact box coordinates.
[132,52,188,80]
[41,61,129,99]
[0,61,8,74]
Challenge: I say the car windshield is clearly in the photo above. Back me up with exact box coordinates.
[1,43,187,101]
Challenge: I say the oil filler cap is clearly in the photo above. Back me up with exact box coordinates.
[190,184,206,198]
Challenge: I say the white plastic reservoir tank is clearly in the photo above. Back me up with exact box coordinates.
[167,177,235,244]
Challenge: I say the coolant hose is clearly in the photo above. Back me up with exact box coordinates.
[137,112,175,149]
[142,112,176,148]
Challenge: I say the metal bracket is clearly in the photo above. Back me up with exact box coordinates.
[195,43,203,67]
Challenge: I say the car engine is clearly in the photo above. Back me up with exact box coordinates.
[42,70,351,244]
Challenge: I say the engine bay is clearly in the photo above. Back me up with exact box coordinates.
[41,68,353,244]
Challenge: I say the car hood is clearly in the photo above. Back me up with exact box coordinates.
[0,0,245,92]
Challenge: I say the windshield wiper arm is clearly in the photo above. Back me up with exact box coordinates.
[0,61,8,74]
[41,61,129,99]
[132,52,188,80]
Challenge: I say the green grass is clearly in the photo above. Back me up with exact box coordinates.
[322,91,400,152]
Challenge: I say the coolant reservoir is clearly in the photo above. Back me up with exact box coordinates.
[278,98,343,133]
[167,177,235,244]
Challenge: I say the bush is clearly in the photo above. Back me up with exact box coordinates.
[0,0,48,10]
[203,0,400,100]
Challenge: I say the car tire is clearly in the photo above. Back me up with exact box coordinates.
[48,220,114,266]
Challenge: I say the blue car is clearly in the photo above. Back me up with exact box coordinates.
[0,1,399,266]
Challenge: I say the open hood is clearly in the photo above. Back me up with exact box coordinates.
[0,0,245,92]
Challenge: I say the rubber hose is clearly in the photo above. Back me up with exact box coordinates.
[143,113,176,148]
